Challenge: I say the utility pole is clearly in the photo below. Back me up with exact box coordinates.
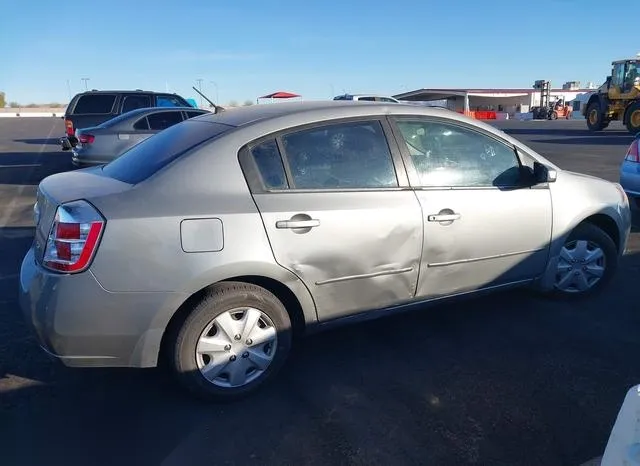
[66,79,72,100]
[81,77,90,91]
[196,78,204,107]
[210,81,219,104]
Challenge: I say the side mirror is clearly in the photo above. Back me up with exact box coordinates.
[534,161,557,183]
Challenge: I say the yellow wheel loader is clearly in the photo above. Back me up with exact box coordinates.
[582,57,640,134]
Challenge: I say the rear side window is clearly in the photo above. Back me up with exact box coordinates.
[157,95,188,107]
[122,94,151,113]
[73,94,116,114]
[186,111,206,119]
[102,121,233,184]
[147,111,184,130]
[250,140,288,189]
[133,117,149,130]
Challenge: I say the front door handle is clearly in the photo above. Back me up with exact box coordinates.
[276,219,320,229]
[427,213,461,222]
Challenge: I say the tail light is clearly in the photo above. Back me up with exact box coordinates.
[43,200,105,273]
[78,134,95,144]
[625,139,640,163]
[65,119,74,137]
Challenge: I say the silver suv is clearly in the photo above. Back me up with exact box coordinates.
[20,101,631,400]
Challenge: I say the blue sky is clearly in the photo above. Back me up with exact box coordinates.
[2,0,639,105]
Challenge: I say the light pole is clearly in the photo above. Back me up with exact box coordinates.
[196,78,204,107]
[81,77,90,91]
[210,81,219,105]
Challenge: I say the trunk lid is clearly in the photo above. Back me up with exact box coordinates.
[33,168,131,262]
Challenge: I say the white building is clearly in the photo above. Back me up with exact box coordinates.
[394,87,596,116]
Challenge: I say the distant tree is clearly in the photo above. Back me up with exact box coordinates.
[228,100,239,107]
[48,102,64,108]
[9,101,19,108]
[243,100,254,106]
[0,92,5,108]
[25,103,39,108]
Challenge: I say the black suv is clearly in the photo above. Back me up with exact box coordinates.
[60,90,193,150]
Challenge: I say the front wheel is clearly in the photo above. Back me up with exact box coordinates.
[169,282,292,401]
[586,101,607,131]
[549,111,558,120]
[548,223,618,299]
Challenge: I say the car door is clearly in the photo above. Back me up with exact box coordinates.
[242,118,424,321]
[389,116,553,299]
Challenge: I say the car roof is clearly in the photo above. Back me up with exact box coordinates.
[75,90,186,96]
[97,107,208,127]
[196,100,448,127]
[191,100,556,169]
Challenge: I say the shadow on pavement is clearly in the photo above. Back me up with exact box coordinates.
[503,128,631,137]
[0,151,74,185]
[1,248,639,466]
[532,137,633,146]
[13,138,61,146]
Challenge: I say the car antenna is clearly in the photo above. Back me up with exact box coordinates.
[191,86,225,114]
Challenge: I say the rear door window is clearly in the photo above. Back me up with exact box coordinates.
[102,121,234,184]
[121,94,152,113]
[147,111,184,130]
[72,94,116,114]
[280,120,399,189]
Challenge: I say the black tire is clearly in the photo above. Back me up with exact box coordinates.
[625,102,640,135]
[169,282,292,401]
[549,111,558,120]
[586,101,607,131]
[545,223,618,300]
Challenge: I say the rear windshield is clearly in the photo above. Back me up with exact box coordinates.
[73,94,117,114]
[98,109,147,128]
[101,120,233,184]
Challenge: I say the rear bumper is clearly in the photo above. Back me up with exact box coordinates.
[71,148,112,168]
[19,247,187,368]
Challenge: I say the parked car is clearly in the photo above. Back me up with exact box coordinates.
[60,90,194,151]
[333,93,400,103]
[620,133,640,208]
[21,101,631,401]
[71,107,210,167]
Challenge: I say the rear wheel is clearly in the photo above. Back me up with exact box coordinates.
[548,223,618,299]
[549,111,558,120]
[169,282,292,401]
[586,101,607,131]
[625,102,640,135]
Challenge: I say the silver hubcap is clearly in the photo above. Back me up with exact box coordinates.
[555,240,606,293]
[195,307,278,388]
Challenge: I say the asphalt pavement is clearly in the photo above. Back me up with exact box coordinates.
[0,117,639,466]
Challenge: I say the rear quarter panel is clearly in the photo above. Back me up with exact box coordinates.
[87,133,318,324]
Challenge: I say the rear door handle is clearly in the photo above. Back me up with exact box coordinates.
[276,219,320,229]
[427,213,460,222]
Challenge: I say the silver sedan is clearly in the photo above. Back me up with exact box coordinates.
[20,101,632,401]
[71,106,210,167]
